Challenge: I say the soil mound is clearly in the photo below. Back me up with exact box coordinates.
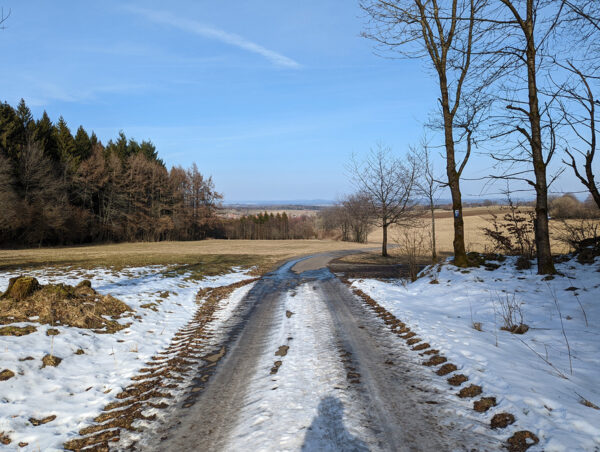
[0,277,132,333]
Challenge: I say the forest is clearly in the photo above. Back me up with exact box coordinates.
[0,99,222,246]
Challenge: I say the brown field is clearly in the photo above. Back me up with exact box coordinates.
[2,206,595,273]
[0,239,372,274]
[367,206,595,256]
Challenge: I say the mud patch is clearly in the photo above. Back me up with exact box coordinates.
[436,363,458,376]
[447,374,468,386]
[491,412,515,429]
[29,415,56,426]
[0,432,10,445]
[423,355,447,367]
[270,361,283,375]
[506,430,539,452]
[0,325,37,336]
[473,397,497,413]
[41,354,62,368]
[458,384,482,398]
[338,346,361,384]
[0,369,15,381]
[275,345,289,357]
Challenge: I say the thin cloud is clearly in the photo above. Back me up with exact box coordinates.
[124,6,301,69]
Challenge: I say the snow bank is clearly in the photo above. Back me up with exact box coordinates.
[352,255,600,451]
[0,265,253,451]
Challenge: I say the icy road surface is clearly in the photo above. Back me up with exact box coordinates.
[143,253,497,451]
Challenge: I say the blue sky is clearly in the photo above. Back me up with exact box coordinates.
[0,1,590,202]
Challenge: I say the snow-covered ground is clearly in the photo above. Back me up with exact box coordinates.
[0,265,254,451]
[224,282,375,451]
[352,255,600,452]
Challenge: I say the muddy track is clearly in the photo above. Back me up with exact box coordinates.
[140,252,497,451]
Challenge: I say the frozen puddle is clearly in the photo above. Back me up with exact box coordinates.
[0,265,254,451]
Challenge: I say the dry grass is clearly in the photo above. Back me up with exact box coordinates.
[0,239,372,274]
[0,278,132,333]
[366,206,599,256]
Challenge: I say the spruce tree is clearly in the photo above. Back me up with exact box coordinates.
[15,98,34,146]
[55,116,77,166]
[74,126,92,161]
[34,111,59,161]
[0,102,20,159]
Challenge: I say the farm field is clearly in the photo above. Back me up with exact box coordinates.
[366,206,596,257]
[0,239,372,273]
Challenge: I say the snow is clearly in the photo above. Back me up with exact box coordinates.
[224,283,375,451]
[0,265,254,451]
[351,255,600,451]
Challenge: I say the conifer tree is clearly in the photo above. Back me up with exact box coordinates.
[74,126,92,161]
[34,111,59,161]
[56,116,76,164]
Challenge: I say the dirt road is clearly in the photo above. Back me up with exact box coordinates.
[140,252,497,451]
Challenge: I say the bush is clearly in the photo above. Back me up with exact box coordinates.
[549,194,600,219]
[482,201,535,259]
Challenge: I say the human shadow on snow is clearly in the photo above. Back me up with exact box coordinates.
[301,396,369,452]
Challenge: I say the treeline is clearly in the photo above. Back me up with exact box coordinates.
[0,99,221,246]
[223,212,317,240]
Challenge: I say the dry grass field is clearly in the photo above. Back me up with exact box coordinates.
[2,206,596,272]
[0,239,373,274]
[365,206,590,257]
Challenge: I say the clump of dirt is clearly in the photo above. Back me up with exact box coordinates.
[42,354,62,368]
[0,277,132,334]
[423,355,447,367]
[0,325,37,336]
[46,328,60,336]
[1,276,41,301]
[18,442,29,447]
[491,412,515,429]
[412,343,430,351]
[270,361,282,374]
[474,397,497,412]
[285,310,293,318]
[406,338,421,346]
[75,349,85,355]
[501,324,529,334]
[506,430,539,452]
[447,374,468,386]
[275,345,289,357]
[0,369,15,381]
[436,363,458,376]
[29,415,56,426]
[458,384,482,398]
[0,432,10,445]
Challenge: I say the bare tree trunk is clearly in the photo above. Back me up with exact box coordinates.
[430,201,437,261]
[442,91,468,266]
[522,3,556,274]
[382,223,388,257]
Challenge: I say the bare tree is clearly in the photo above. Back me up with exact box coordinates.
[361,0,485,266]
[343,192,374,243]
[350,144,418,256]
[0,7,10,30]
[411,138,443,261]
[477,0,567,274]
[559,64,600,210]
